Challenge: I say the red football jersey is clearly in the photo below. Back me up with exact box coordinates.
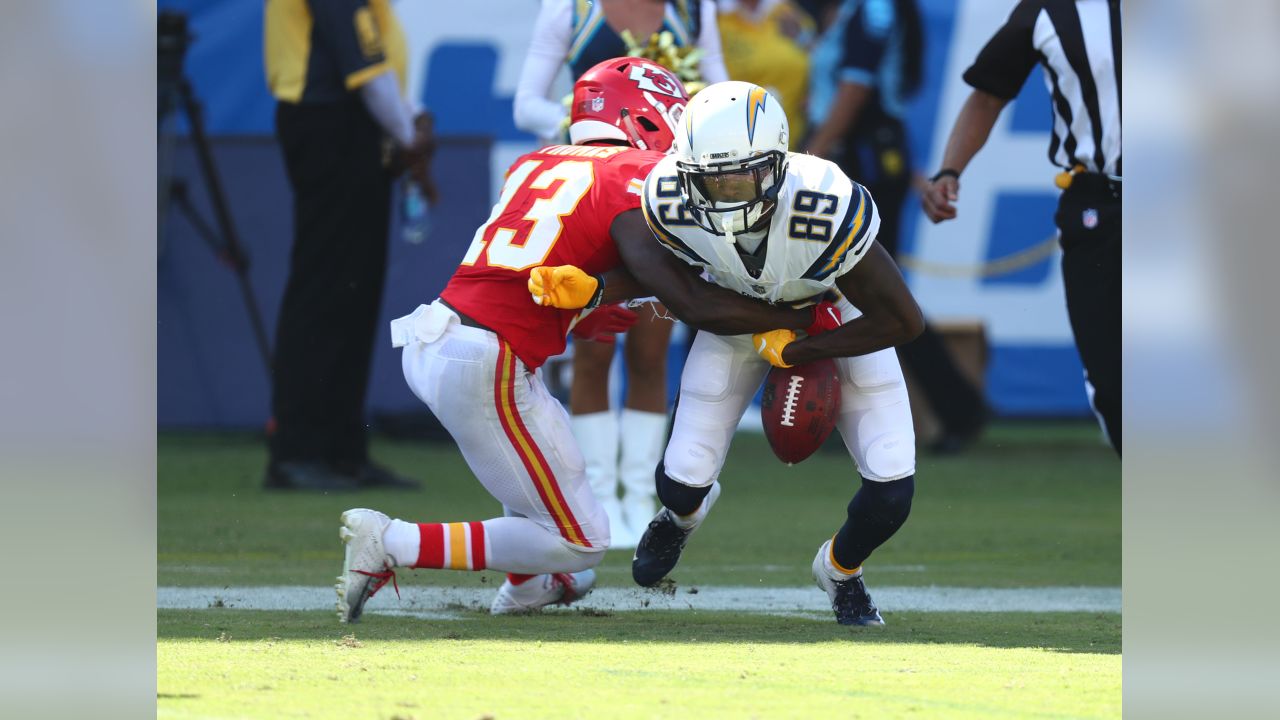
[441,145,663,369]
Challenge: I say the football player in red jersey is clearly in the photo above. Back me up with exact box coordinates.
[335,58,830,622]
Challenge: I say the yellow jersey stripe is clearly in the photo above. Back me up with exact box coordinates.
[819,192,867,275]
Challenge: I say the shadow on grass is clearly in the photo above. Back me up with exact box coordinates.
[159,608,1119,655]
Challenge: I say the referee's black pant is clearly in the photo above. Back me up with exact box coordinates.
[269,99,392,467]
[1056,175,1121,455]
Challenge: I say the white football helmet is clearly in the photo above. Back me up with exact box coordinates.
[673,81,789,240]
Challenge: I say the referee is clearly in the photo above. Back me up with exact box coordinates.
[922,0,1121,455]
[264,0,434,490]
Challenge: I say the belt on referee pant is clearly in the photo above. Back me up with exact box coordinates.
[1068,173,1122,198]
[1056,165,1121,199]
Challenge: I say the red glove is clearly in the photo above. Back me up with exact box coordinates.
[571,304,638,344]
[806,301,842,336]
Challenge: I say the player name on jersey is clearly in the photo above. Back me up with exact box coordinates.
[540,144,632,159]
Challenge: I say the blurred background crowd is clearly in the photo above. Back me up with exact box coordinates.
[157,0,1109,492]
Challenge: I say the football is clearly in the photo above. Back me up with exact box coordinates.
[760,359,842,465]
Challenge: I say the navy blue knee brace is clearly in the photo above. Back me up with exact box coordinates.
[655,460,712,516]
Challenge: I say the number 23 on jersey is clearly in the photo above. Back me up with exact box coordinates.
[460,159,595,272]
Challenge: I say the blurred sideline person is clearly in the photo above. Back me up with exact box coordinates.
[541,82,925,625]
[717,0,816,146]
[263,0,436,491]
[515,0,729,142]
[806,0,989,454]
[922,0,1121,455]
[513,0,731,547]
[337,59,821,622]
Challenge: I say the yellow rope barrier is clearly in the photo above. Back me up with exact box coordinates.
[897,234,1061,279]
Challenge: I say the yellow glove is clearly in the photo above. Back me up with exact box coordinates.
[528,265,601,309]
[752,329,796,368]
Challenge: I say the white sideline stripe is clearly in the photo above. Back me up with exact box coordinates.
[159,585,1120,617]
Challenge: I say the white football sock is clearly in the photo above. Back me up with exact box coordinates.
[383,516,598,573]
[618,409,667,499]
[570,411,620,503]
[383,518,419,567]
[822,539,864,581]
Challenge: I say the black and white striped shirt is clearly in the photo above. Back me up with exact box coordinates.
[963,0,1122,177]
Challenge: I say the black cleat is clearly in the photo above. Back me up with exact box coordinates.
[812,541,885,626]
[632,482,720,587]
[631,509,694,587]
[828,575,885,626]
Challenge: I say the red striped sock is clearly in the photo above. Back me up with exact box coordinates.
[414,521,487,570]
[506,573,537,585]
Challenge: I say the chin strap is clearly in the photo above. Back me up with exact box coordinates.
[717,207,749,245]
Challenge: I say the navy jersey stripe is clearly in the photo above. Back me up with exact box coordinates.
[640,188,709,265]
[802,183,869,281]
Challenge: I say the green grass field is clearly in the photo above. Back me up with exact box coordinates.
[158,422,1120,719]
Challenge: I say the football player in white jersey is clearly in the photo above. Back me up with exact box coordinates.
[632,81,925,626]
[530,81,926,625]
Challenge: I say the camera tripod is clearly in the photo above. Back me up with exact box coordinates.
[158,11,271,375]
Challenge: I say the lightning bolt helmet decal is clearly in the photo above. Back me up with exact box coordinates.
[745,85,768,145]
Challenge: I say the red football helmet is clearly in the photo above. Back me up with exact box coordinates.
[569,57,688,153]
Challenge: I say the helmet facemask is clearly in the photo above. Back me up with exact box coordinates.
[619,99,684,152]
[677,149,787,242]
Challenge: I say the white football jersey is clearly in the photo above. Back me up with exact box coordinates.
[640,153,880,304]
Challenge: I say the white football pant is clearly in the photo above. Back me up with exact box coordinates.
[394,301,609,572]
[663,296,916,490]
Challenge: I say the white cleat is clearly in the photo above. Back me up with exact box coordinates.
[811,540,885,627]
[335,508,396,624]
[489,570,597,615]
